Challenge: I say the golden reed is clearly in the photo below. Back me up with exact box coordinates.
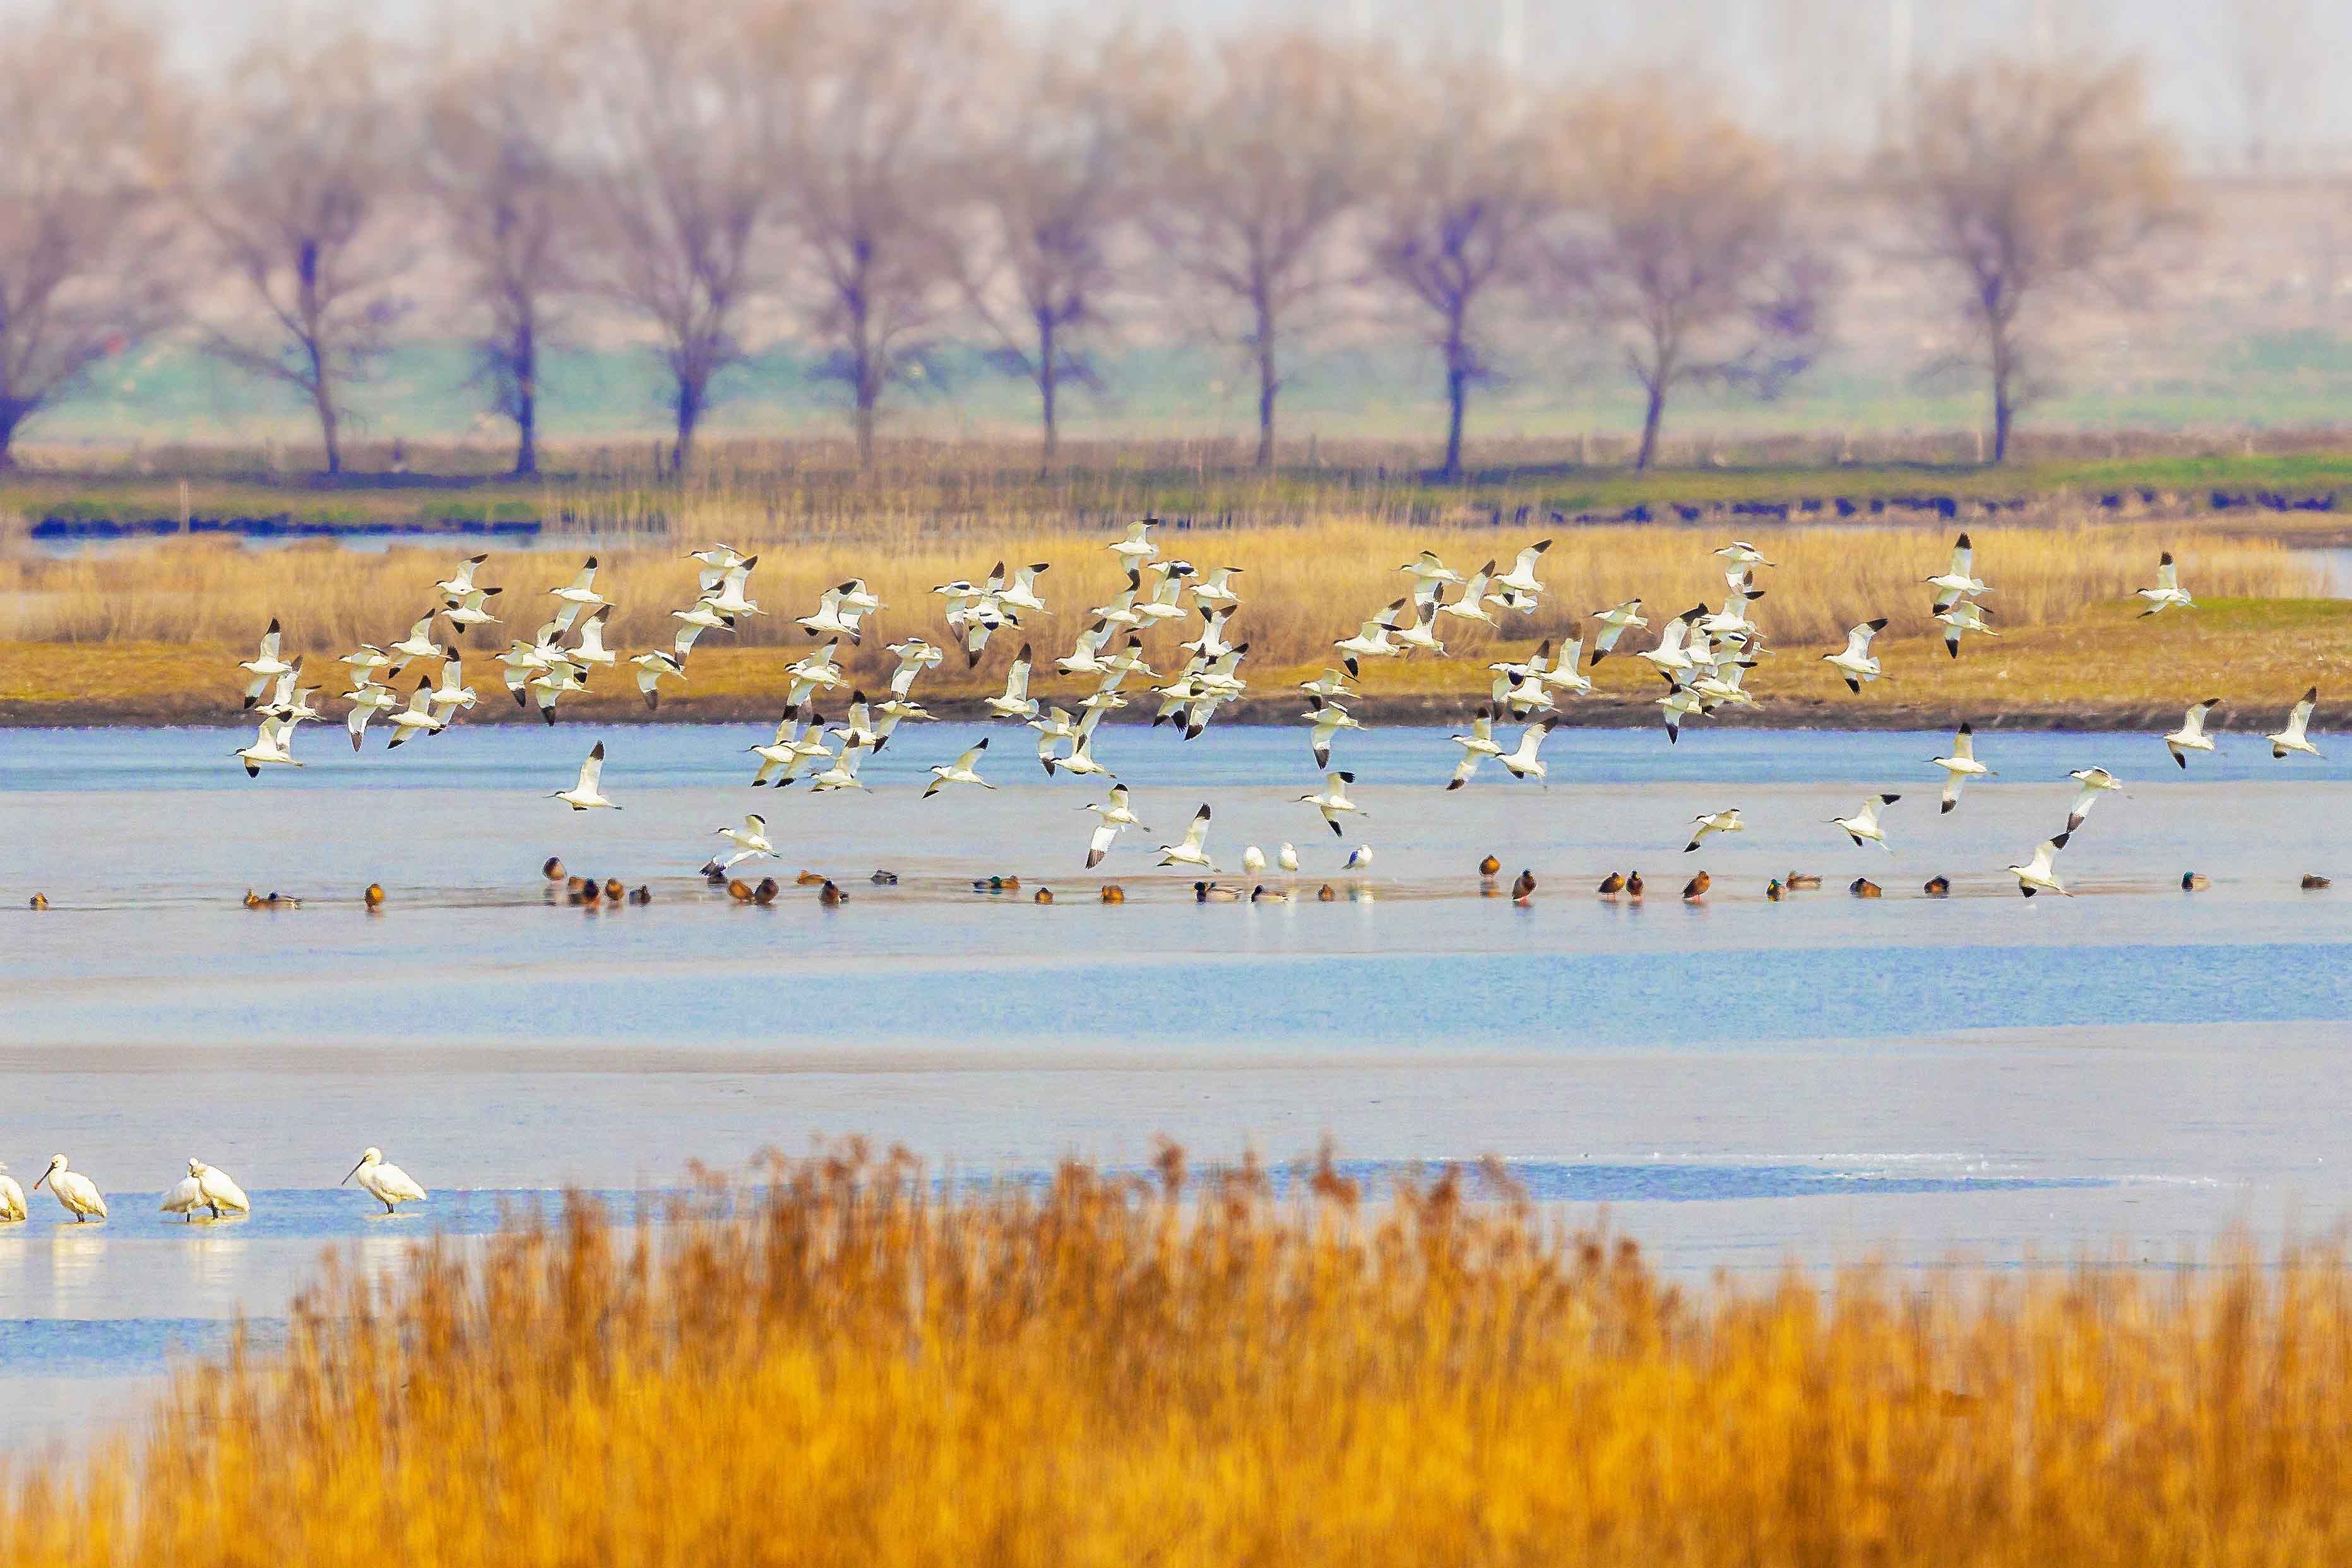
[6,1144,2352,1565]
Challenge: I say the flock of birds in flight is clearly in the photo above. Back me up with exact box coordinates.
[207,520,2325,903]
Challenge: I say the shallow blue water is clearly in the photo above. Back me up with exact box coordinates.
[5,722,2352,1440]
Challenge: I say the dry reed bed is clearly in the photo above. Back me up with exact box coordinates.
[0,522,2313,701]
[7,1147,2352,1565]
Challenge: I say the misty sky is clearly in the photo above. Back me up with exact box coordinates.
[16,0,2346,163]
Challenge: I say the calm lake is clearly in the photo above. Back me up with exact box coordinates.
[5,720,2351,1448]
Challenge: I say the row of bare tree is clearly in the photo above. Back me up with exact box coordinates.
[0,0,2187,477]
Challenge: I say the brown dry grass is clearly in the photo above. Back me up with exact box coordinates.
[7,1146,2352,1566]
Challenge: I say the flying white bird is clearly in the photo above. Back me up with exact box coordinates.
[339,644,391,684]
[444,585,504,629]
[1831,793,1899,850]
[388,614,444,672]
[703,558,763,621]
[552,741,617,809]
[1334,603,1406,675]
[386,679,445,748]
[2164,698,2223,769]
[1930,723,1993,813]
[427,655,477,725]
[715,813,775,862]
[1714,540,1776,569]
[1821,618,1888,693]
[1935,599,1999,658]
[1686,808,1743,852]
[435,554,490,600]
[2065,767,2123,832]
[570,605,618,670]
[1304,698,1362,769]
[344,1147,427,1214]
[234,715,301,777]
[31,1155,105,1222]
[924,739,995,797]
[1108,518,1158,565]
[1191,566,1244,607]
[1923,532,1989,611]
[2135,552,2194,616]
[985,645,1038,721]
[550,556,608,612]
[999,562,1052,617]
[687,543,747,595]
[1448,706,1503,790]
[1083,784,1146,867]
[1398,550,1462,593]
[1489,538,1550,610]
[809,739,870,793]
[160,1158,250,1221]
[1495,716,1562,782]
[1588,600,1647,665]
[1155,803,1216,869]
[632,650,687,710]
[2269,687,2321,759]
[749,710,831,787]
[239,619,294,707]
[1300,771,1362,836]
[2008,832,2072,898]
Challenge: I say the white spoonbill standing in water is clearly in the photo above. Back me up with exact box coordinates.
[32,1155,106,1222]
[345,1148,428,1214]
[0,1163,25,1223]
[160,1158,251,1221]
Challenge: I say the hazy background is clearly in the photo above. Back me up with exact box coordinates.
[4,0,2348,466]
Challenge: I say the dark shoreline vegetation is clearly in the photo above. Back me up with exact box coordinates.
[6,1146,2352,1563]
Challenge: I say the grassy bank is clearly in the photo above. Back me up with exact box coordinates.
[7,1148,2352,1565]
[0,519,2334,728]
[11,445,2352,542]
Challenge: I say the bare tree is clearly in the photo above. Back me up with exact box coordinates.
[791,0,987,467]
[1148,32,1380,470]
[1369,62,1548,480]
[964,32,1148,471]
[190,35,412,477]
[1543,86,1825,472]
[0,1,183,470]
[579,0,795,475]
[1880,54,2186,463]
[424,32,581,477]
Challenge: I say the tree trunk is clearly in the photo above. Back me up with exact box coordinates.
[0,401,26,472]
[855,388,877,468]
[1989,357,2014,464]
[672,377,703,477]
[511,319,539,478]
[314,379,343,477]
[1440,361,1467,481]
[1634,380,1666,470]
[1036,311,1058,473]
[1252,290,1278,470]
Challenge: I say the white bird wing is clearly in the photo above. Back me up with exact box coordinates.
[952,742,986,773]
[1180,806,1211,855]
[564,562,597,594]
[2029,838,2061,877]
[2179,702,2209,740]
[2157,556,2178,592]
[1843,623,1875,659]
[1947,538,1973,579]
[578,744,605,793]
[1951,728,1976,763]
[2285,693,2315,740]
[1087,821,1120,862]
